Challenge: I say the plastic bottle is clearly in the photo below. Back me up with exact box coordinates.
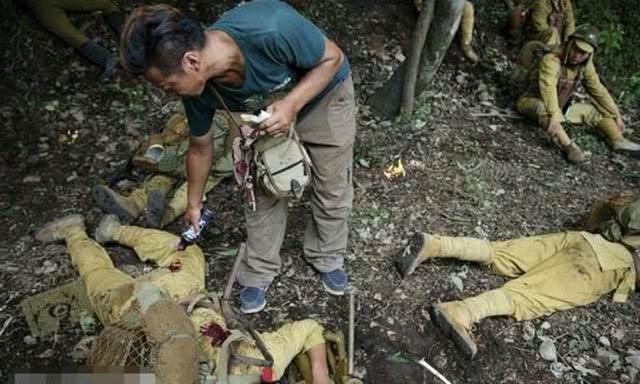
[177,208,214,250]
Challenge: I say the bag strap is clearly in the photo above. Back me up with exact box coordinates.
[208,83,242,131]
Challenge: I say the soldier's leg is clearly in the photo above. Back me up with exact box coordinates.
[36,215,136,325]
[396,230,585,278]
[536,28,561,46]
[160,175,224,227]
[432,238,630,358]
[26,0,119,73]
[233,319,328,382]
[516,95,586,162]
[93,175,176,223]
[567,103,640,152]
[459,1,479,63]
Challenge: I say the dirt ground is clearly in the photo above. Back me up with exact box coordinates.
[1,0,639,383]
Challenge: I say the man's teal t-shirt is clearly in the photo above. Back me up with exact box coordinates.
[183,0,351,136]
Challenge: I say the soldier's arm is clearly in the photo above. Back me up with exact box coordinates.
[531,0,552,34]
[563,0,576,41]
[538,54,563,123]
[583,59,620,119]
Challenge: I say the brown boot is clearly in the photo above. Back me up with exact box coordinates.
[430,301,478,358]
[145,189,167,228]
[35,214,85,243]
[563,142,589,164]
[461,43,479,64]
[94,214,122,244]
[92,185,141,223]
[395,232,433,277]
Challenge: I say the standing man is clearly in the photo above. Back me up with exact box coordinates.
[120,0,356,313]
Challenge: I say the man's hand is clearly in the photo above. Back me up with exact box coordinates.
[546,120,563,137]
[616,115,625,134]
[261,99,297,137]
[184,203,203,233]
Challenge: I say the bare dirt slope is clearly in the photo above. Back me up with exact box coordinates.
[1,1,639,383]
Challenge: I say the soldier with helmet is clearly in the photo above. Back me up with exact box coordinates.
[516,25,640,163]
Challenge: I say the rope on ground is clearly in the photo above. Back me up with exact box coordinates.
[417,358,452,384]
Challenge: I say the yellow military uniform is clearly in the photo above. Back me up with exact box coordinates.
[95,112,234,227]
[63,224,325,381]
[530,0,575,45]
[516,43,624,148]
[414,0,478,63]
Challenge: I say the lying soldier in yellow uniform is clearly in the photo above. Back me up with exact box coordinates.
[35,213,333,383]
[395,192,640,358]
[415,0,479,63]
[93,112,234,228]
[516,24,640,163]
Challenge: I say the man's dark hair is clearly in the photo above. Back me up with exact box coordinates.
[121,4,206,76]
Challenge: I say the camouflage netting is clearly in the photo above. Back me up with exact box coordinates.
[88,326,158,367]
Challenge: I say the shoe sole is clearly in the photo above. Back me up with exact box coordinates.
[240,300,266,314]
[430,304,477,359]
[92,185,136,223]
[395,232,427,278]
[323,281,346,296]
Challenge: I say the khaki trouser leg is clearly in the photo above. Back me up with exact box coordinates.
[65,227,135,325]
[233,319,326,381]
[114,225,206,298]
[161,175,224,227]
[499,238,627,320]
[489,231,585,277]
[516,95,572,146]
[303,142,354,272]
[128,174,177,212]
[460,1,474,46]
[26,0,116,48]
[237,188,288,288]
[564,102,623,141]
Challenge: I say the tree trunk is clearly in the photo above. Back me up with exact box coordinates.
[401,0,436,115]
[368,0,466,118]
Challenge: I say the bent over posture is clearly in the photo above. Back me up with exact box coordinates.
[120,0,356,313]
[36,214,332,383]
[396,193,640,358]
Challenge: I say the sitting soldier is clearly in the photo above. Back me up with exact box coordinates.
[415,0,479,63]
[395,191,639,359]
[23,0,124,76]
[93,111,234,228]
[35,213,333,383]
[516,24,640,163]
[507,0,575,46]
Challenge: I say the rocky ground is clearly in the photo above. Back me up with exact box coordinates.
[1,0,639,383]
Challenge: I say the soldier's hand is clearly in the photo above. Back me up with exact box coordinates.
[616,115,625,134]
[184,204,202,233]
[546,120,563,137]
[262,100,295,138]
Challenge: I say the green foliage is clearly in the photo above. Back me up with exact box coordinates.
[576,1,640,106]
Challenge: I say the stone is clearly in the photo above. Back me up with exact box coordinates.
[522,321,535,341]
[23,335,37,345]
[599,336,611,347]
[596,348,620,367]
[626,353,640,370]
[541,321,551,330]
[22,175,41,184]
[38,349,54,359]
[539,339,557,362]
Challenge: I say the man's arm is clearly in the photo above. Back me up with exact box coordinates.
[262,38,344,136]
[185,129,214,232]
[582,59,620,119]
